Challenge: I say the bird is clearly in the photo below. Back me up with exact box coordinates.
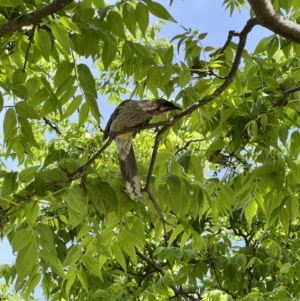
[103,99,181,200]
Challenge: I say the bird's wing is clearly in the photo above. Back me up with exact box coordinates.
[103,110,117,140]
[103,100,131,140]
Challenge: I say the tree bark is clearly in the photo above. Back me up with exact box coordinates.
[0,0,74,37]
[247,0,300,43]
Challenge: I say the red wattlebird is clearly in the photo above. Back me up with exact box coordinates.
[103,99,181,200]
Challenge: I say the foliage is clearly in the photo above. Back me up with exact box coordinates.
[0,0,300,300]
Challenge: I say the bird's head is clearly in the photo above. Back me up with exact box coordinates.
[152,99,182,115]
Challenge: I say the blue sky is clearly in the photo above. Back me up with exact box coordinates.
[0,0,271,299]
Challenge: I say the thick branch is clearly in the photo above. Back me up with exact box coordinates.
[0,0,74,38]
[247,0,300,43]
[144,18,258,191]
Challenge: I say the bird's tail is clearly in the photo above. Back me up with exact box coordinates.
[115,137,142,200]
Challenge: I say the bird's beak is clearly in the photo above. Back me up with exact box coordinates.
[173,104,182,110]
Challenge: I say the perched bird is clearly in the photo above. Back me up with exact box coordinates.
[103,99,181,200]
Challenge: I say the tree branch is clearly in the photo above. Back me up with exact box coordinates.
[174,138,206,155]
[247,0,300,43]
[275,85,300,106]
[43,117,62,135]
[145,18,258,192]
[0,0,74,38]
[2,138,113,214]
[136,249,199,301]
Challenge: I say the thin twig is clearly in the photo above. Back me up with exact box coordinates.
[68,138,113,177]
[43,117,62,135]
[218,30,240,55]
[174,138,206,155]
[22,23,36,72]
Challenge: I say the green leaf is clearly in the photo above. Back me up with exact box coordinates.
[122,3,136,36]
[179,69,191,87]
[25,78,39,98]
[92,0,105,9]
[155,150,173,167]
[63,95,82,119]
[0,91,3,112]
[64,187,87,215]
[1,171,18,196]
[189,155,203,182]
[3,108,17,142]
[25,202,40,225]
[168,224,184,247]
[267,35,279,60]
[102,35,117,69]
[42,149,67,170]
[34,223,54,248]
[163,45,174,64]
[12,84,28,99]
[98,181,118,212]
[51,23,70,54]
[264,76,278,90]
[83,29,100,58]
[251,164,278,178]
[12,68,27,85]
[175,264,193,285]
[77,64,97,98]
[120,242,137,266]
[132,42,151,56]
[40,249,66,278]
[162,174,182,215]
[65,272,76,299]
[33,173,47,197]
[82,254,103,280]
[11,228,34,252]
[40,77,60,114]
[59,16,81,34]
[18,117,39,148]
[111,240,127,272]
[253,37,267,54]
[286,195,299,222]
[78,102,89,128]
[107,11,126,39]
[289,131,300,158]
[280,262,292,274]
[0,0,23,6]
[25,273,41,299]
[16,101,40,119]
[135,2,149,37]
[18,165,40,183]
[86,94,101,123]
[34,30,52,61]
[217,185,235,210]
[119,217,145,249]
[16,240,39,283]
[54,61,74,86]
[63,245,81,267]
[245,198,258,229]
[176,150,191,172]
[143,0,176,22]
